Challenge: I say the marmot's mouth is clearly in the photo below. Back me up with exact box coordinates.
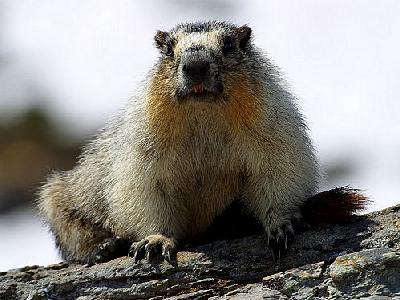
[192,82,205,94]
[177,81,223,100]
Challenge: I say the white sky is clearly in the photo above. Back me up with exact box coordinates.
[0,0,399,270]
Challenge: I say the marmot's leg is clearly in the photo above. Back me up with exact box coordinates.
[243,177,306,262]
[50,215,130,264]
[38,174,129,264]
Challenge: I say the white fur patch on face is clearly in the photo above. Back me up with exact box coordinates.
[174,29,225,55]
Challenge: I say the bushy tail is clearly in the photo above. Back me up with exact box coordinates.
[301,186,370,226]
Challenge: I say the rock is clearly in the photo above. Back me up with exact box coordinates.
[0,205,399,300]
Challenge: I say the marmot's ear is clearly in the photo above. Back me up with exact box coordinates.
[154,31,173,56]
[154,31,169,48]
[236,25,252,50]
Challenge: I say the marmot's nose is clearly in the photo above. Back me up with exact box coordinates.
[182,61,210,82]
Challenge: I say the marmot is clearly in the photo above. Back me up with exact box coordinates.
[38,21,367,264]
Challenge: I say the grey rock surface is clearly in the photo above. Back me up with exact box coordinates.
[1,205,399,300]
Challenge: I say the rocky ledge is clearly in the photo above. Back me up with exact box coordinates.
[1,205,399,300]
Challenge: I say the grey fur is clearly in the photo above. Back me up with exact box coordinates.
[38,21,320,263]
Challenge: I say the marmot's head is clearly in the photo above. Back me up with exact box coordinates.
[153,21,253,101]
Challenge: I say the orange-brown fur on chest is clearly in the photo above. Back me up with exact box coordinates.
[145,64,264,144]
[143,66,266,238]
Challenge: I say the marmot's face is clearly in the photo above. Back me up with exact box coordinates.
[154,21,252,102]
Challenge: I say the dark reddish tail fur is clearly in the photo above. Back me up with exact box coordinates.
[302,186,370,226]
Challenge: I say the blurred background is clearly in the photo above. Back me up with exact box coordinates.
[0,0,399,271]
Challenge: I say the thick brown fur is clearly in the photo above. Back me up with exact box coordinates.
[302,187,369,226]
[38,21,368,264]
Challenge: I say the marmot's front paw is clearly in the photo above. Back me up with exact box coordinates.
[128,234,177,263]
[267,221,295,263]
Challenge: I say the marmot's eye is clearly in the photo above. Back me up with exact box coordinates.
[222,37,235,55]
[164,45,174,57]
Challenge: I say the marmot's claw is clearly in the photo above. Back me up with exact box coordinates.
[267,222,295,264]
[128,234,177,263]
[162,242,177,262]
[268,237,282,264]
[128,239,147,262]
